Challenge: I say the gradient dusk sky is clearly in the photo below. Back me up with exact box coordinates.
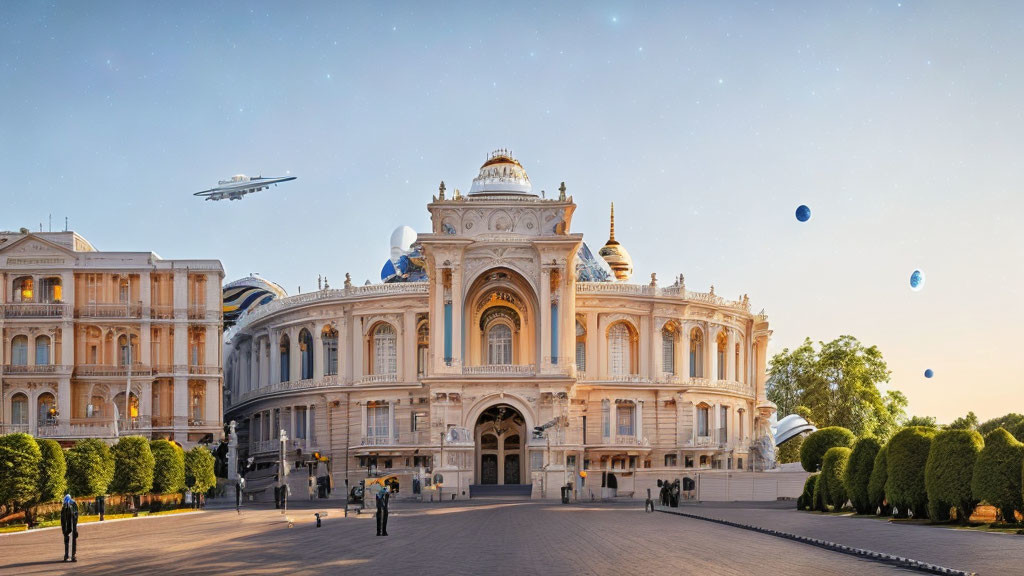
[2,2,1021,422]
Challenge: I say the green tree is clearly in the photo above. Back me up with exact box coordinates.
[886,426,938,518]
[36,439,67,503]
[150,440,185,494]
[110,436,154,495]
[844,436,882,514]
[184,447,216,494]
[766,335,902,439]
[978,414,1024,443]
[798,474,819,511]
[867,444,889,513]
[905,415,938,428]
[776,433,805,464]
[820,447,852,510]
[0,433,42,511]
[65,438,115,498]
[946,412,979,431]
[971,428,1024,523]
[799,427,855,473]
[925,429,983,524]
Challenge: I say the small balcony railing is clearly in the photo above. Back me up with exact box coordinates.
[77,302,143,319]
[188,365,221,376]
[37,418,117,439]
[75,364,153,377]
[2,364,71,375]
[462,364,536,376]
[0,424,30,434]
[1,302,70,318]
[355,373,399,385]
[188,304,213,320]
[150,305,174,319]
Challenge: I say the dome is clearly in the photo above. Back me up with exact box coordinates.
[223,274,288,327]
[468,149,534,196]
[598,203,633,281]
[390,225,417,261]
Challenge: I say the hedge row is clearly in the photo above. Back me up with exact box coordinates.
[796,425,1024,524]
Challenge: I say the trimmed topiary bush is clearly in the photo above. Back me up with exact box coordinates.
[868,444,889,514]
[844,436,881,514]
[184,447,216,494]
[0,433,42,511]
[66,438,115,498]
[799,474,819,510]
[777,434,805,464]
[36,439,67,503]
[800,427,855,473]
[111,436,154,496]
[925,429,983,524]
[820,447,852,510]
[972,428,1024,523]
[812,471,825,511]
[150,440,185,494]
[886,426,938,518]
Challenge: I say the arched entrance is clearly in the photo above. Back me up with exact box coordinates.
[474,404,527,485]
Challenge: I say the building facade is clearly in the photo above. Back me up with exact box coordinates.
[223,151,775,500]
[0,230,224,447]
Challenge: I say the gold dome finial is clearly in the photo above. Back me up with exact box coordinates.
[598,202,633,281]
[609,202,616,242]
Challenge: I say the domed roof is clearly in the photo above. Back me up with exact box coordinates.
[390,225,417,260]
[468,149,534,196]
[223,274,288,328]
[598,203,633,281]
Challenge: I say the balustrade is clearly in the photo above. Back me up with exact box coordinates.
[76,302,143,318]
[1,302,70,318]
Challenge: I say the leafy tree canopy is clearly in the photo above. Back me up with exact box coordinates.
[767,336,903,439]
[905,415,938,428]
[946,412,979,431]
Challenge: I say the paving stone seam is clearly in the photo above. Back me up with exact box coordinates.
[654,507,976,576]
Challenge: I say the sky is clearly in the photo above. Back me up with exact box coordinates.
[2,2,1022,423]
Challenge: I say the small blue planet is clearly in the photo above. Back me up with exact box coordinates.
[910,269,925,291]
[795,205,811,222]
[924,369,934,378]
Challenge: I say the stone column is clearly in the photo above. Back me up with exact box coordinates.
[726,330,735,381]
[140,380,152,424]
[351,317,363,380]
[173,376,188,425]
[402,311,416,381]
[288,327,300,382]
[313,323,324,379]
[540,269,551,369]
[172,269,187,320]
[205,379,218,425]
[708,324,718,381]
[140,322,151,365]
[139,272,151,319]
[755,337,769,402]
[451,264,463,367]
[639,315,650,378]
[58,378,71,426]
[586,311,598,379]
[635,400,643,442]
[204,325,219,371]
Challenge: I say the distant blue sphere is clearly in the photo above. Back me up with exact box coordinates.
[910,269,925,291]
[795,205,811,222]
[924,369,934,378]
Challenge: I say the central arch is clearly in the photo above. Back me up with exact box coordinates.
[464,393,536,487]
[474,403,527,485]
[462,267,540,368]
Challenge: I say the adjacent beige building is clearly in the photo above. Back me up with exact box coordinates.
[0,230,224,447]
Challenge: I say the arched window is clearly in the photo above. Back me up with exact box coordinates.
[608,322,634,376]
[372,324,397,375]
[575,321,586,373]
[188,328,205,366]
[486,324,512,365]
[11,335,28,366]
[280,333,291,382]
[38,392,56,425]
[416,321,429,377]
[689,328,704,378]
[322,326,339,376]
[717,331,728,380]
[35,336,50,366]
[118,334,137,366]
[299,329,313,380]
[13,277,33,302]
[189,382,205,422]
[662,324,677,375]
[11,393,28,425]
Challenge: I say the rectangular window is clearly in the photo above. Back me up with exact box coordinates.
[11,342,28,366]
[575,342,586,372]
[720,406,729,440]
[295,407,307,440]
[417,345,428,377]
[662,335,675,374]
[412,411,428,432]
[684,455,694,468]
[309,407,316,444]
[665,454,677,467]
[530,451,544,470]
[35,339,49,365]
[367,404,389,439]
[616,404,635,437]
[697,406,709,437]
[324,340,338,376]
[601,401,610,438]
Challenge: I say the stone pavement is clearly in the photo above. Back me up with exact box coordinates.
[0,500,914,575]
[667,501,1024,575]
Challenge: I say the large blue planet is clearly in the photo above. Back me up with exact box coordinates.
[910,269,925,291]
[924,369,934,378]
[795,205,811,222]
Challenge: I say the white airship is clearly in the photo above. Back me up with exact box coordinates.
[194,174,296,201]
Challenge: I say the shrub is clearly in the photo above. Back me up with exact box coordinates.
[777,434,805,464]
[150,440,185,494]
[844,436,881,514]
[799,474,818,510]
[66,438,115,498]
[110,436,154,496]
[972,428,1024,523]
[886,426,937,518]
[36,439,67,503]
[925,429,983,524]
[811,470,826,511]
[184,447,216,494]
[868,445,889,513]
[820,447,852,510]
[800,427,855,473]
[0,433,42,510]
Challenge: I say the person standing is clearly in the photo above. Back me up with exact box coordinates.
[61,494,79,562]
[308,474,315,501]
[375,484,390,536]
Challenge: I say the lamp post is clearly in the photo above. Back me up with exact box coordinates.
[438,431,444,503]
[279,429,289,515]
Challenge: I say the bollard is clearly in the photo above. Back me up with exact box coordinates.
[315,513,321,528]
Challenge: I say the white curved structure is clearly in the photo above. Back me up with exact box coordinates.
[773,414,817,445]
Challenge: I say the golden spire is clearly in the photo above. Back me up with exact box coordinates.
[599,201,632,281]
[609,202,616,242]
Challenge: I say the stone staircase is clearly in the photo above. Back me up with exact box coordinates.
[469,484,533,499]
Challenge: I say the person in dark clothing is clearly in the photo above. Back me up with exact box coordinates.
[375,485,390,536]
[61,494,79,562]
[95,494,106,521]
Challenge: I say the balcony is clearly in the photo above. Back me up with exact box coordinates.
[37,419,117,439]
[580,373,652,384]
[150,305,174,320]
[230,375,341,408]
[0,424,29,435]
[75,364,153,377]
[354,374,399,385]
[77,302,143,319]
[357,431,434,447]
[1,302,71,318]
[462,364,536,376]
[188,304,218,321]
[2,364,72,375]
[188,364,221,376]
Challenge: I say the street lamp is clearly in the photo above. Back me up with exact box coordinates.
[279,429,289,515]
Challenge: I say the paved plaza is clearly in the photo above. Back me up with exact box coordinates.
[0,499,1010,575]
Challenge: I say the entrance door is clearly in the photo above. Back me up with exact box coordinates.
[481,454,498,484]
[503,454,520,485]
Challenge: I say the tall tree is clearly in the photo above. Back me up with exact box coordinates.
[946,412,979,431]
[767,335,901,440]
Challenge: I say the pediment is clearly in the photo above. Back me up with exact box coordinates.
[0,234,77,266]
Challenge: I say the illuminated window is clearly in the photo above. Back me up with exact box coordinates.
[14,277,33,302]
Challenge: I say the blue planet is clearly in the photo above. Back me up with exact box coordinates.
[795,205,811,222]
[924,369,934,378]
[910,269,925,291]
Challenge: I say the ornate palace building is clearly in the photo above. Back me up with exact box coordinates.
[0,230,224,447]
[223,151,775,500]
